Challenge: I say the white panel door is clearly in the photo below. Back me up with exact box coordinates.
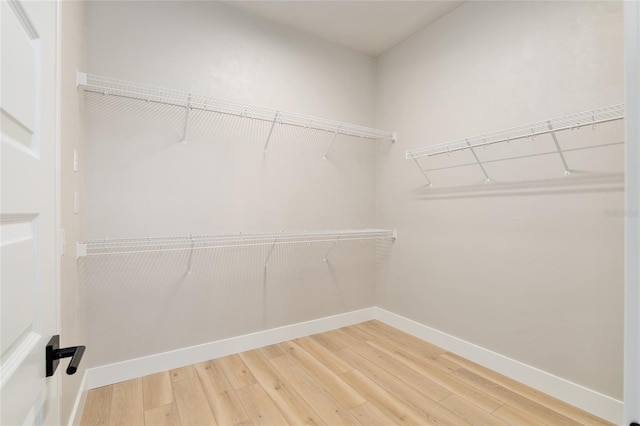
[1,0,60,424]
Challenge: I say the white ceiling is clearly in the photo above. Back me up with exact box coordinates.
[219,1,465,57]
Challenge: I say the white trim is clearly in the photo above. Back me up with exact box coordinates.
[624,2,640,425]
[373,308,623,425]
[67,370,88,426]
[86,307,376,389]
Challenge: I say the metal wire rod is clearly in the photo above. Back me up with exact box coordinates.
[181,95,192,145]
[406,104,625,160]
[323,239,338,262]
[77,72,396,142]
[323,125,341,160]
[263,112,280,152]
[264,233,281,268]
[413,158,432,186]
[76,229,397,259]
[185,234,194,276]
[466,140,491,183]
[547,122,571,176]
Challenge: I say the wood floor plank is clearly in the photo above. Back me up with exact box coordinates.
[173,376,218,425]
[143,372,173,411]
[349,402,400,426]
[439,394,508,425]
[240,350,325,425]
[169,365,197,383]
[109,378,144,426]
[358,321,447,357]
[442,352,612,425]
[339,369,427,425]
[195,359,251,426]
[366,335,460,374]
[365,339,503,412]
[218,354,258,390]
[321,328,440,398]
[340,324,377,342]
[80,386,113,426]
[355,322,458,372]
[236,383,289,426]
[326,329,452,402]
[322,328,365,349]
[268,354,360,425]
[492,404,548,426]
[309,331,346,351]
[452,368,580,425]
[335,347,469,426]
[258,344,286,359]
[144,403,181,426]
[279,340,366,408]
[293,336,353,374]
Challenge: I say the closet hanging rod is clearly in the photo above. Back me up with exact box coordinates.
[405,104,625,160]
[76,228,397,258]
[77,72,396,142]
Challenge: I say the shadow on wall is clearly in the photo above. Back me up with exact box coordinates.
[411,172,624,201]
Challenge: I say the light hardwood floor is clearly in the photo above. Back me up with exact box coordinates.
[80,320,612,425]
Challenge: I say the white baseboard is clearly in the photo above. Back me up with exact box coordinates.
[374,308,623,425]
[86,307,376,390]
[67,369,88,426]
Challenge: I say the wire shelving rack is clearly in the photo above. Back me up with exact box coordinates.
[77,72,396,153]
[76,228,397,259]
[405,104,625,185]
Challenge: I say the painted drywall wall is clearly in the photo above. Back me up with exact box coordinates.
[59,1,87,423]
[83,1,381,367]
[375,1,624,399]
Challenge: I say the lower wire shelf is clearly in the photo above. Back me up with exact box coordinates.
[76,228,397,259]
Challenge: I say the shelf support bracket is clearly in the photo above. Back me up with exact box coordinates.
[264,234,281,269]
[323,125,342,160]
[263,111,280,152]
[546,122,571,176]
[76,243,87,260]
[323,238,339,262]
[181,94,192,145]
[412,158,432,187]
[185,234,194,277]
[76,70,87,88]
[466,140,491,183]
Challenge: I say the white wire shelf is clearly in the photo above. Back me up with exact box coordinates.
[77,72,396,144]
[76,228,397,258]
[406,104,625,186]
[406,104,624,160]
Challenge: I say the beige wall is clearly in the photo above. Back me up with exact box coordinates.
[83,1,380,367]
[59,0,86,423]
[374,1,624,399]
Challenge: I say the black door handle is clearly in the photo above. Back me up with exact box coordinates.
[46,335,86,377]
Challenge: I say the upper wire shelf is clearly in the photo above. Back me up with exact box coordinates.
[77,72,396,145]
[76,228,397,258]
[406,104,624,159]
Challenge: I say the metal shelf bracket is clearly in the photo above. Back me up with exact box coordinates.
[547,121,571,176]
[263,111,280,152]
